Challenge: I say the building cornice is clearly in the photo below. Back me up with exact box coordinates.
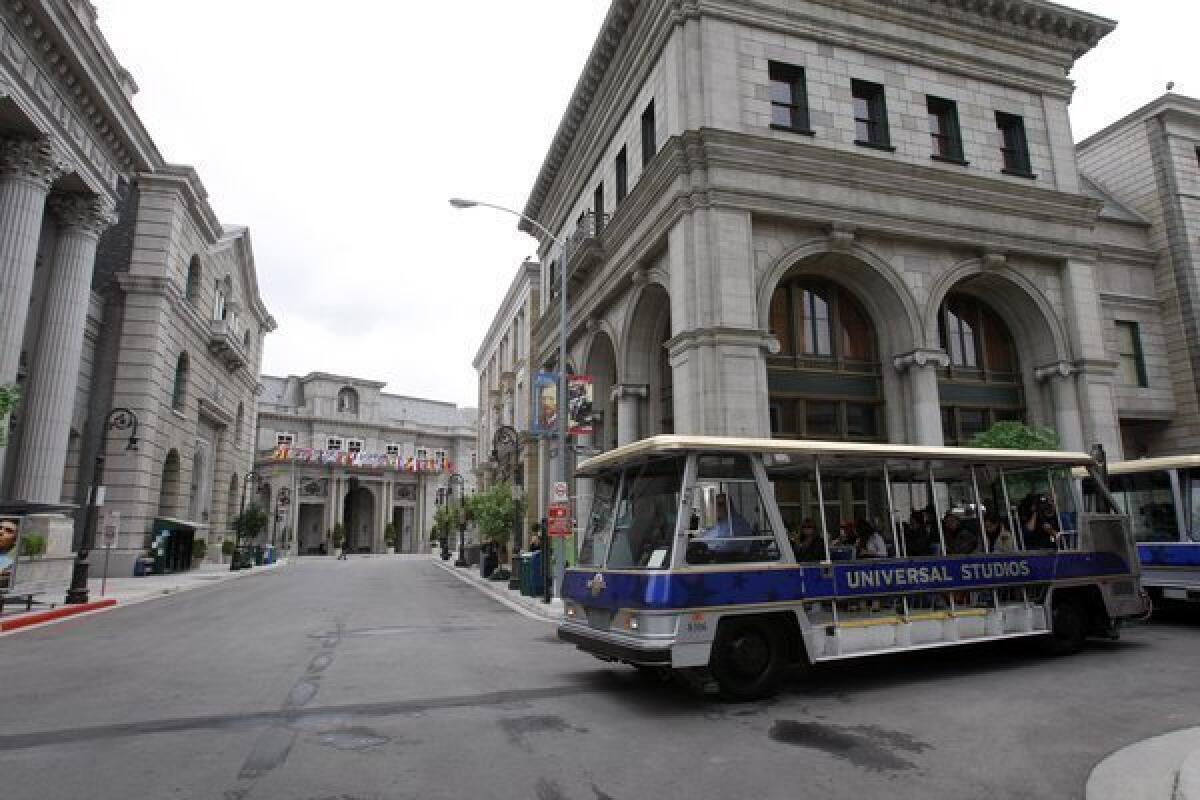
[521,0,1112,235]
[1,1,162,176]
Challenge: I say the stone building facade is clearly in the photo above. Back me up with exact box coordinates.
[516,0,1181,523]
[1076,94,1200,458]
[473,260,541,539]
[0,2,273,581]
[255,374,477,557]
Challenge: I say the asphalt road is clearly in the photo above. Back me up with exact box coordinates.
[1,556,1198,800]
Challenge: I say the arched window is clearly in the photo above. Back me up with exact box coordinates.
[172,353,189,411]
[337,387,359,414]
[937,292,1023,444]
[767,278,882,440]
[186,255,201,304]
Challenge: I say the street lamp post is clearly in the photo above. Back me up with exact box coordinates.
[231,470,257,571]
[449,472,466,567]
[66,408,139,604]
[450,197,570,598]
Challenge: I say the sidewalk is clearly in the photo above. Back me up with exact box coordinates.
[1087,727,1200,800]
[430,554,563,622]
[0,559,288,634]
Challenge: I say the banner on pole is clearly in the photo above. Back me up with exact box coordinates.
[533,373,594,437]
[567,374,593,436]
[533,372,558,436]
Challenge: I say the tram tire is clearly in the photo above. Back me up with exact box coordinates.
[709,618,783,701]
[1042,597,1087,656]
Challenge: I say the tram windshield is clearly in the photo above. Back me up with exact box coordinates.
[1106,470,1179,543]
[601,455,685,570]
[1182,468,1200,542]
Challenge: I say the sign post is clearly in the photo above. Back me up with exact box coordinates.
[547,502,571,537]
[100,511,119,597]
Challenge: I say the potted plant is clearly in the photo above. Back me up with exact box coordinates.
[331,523,345,557]
[221,538,235,564]
[18,533,46,559]
[384,522,397,554]
[191,538,207,567]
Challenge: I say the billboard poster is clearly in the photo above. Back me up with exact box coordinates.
[0,515,22,591]
[567,374,594,436]
[533,372,558,437]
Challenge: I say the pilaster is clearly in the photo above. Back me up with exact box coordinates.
[611,384,647,446]
[893,349,950,447]
[1034,361,1085,452]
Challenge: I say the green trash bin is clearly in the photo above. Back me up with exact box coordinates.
[521,553,535,596]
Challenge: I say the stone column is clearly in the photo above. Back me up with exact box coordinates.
[612,384,647,447]
[10,193,115,503]
[893,349,950,447]
[1060,259,1122,458]
[1035,362,1085,452]
[0,136,63,486]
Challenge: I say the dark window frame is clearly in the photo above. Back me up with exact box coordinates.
[641,100,656,168]
[768,61,813,135]
[615,146,628,205]
[851,79,893,151]
[927,95,967,165]
[996,111,1035,178]
[593,182,605,235]
[1115,320,1149,388]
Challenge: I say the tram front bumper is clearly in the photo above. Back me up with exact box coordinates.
[557,621,673,667]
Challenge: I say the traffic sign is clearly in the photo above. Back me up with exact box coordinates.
[548,503,569,520]
[548,517,571,537]
[552,482,569,503]
[101,511,120,548]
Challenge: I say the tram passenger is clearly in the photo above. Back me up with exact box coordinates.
[1020,493,1059,550]
[944,512,982,555]
[903,509,933,556]
[984,513,1016,553]
[790,519,825,562]
[855,519,888,558]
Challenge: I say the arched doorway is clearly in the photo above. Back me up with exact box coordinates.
[936,291,1025,444]
[158,450,181,518]
[226,473,239,535]
[342,484,375,553]
[584,331,618,452]
[624,283,672,437]
[766,275,884,441]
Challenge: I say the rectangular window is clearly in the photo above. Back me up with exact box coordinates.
[805,401,839,436]
[593,183,604,235]
[641,100,656,168]
[851,80,891,149]
[275,432,295,448]
[615,147,628,205]
[1116,321,1148,387]
[326,437,344,452]
[347,438,364,454]
[768,61,811,133]
[385,443,401,456]
[996,112,1034,177]
[434,449,447,467]
[416,447,429,462]
[548,260,558,298]
[927,96,965,163]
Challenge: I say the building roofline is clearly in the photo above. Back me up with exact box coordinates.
[520,0,1115,235]
[1077,92,1200,151]
[472,259,541,368]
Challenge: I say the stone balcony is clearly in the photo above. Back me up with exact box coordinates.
[208,319,249,371]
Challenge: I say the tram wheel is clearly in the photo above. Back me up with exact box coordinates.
[1043,597,1087,656]
[710,618,783,701]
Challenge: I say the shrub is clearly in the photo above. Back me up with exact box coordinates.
[221,538,235,556]
[192,539,208,560]
[19,533,46,558]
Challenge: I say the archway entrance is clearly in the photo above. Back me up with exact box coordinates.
[585,332,618,451]
[342,484,375,553]
[158,450,182,518]
[625,284,672,437]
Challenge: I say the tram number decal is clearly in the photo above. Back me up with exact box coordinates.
[685,614,708,634]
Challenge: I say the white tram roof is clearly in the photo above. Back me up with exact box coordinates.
[1104,455,1200,475]
[576,435,1095,476]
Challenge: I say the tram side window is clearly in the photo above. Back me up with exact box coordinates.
[608,457,683,569]
[1110,472,1179,543]
[578,475,617,568]
[686,455,779,565]
[1185,468,1200,542]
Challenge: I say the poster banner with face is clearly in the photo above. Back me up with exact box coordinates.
[0,515,21,590]
[567,375,594,436]
[532,372,558,437]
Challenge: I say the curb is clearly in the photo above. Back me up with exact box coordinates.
[431,558,561,622]
[0,598,118,633]
[1086,727,1200,800]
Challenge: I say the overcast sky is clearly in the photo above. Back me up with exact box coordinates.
[97,1,1198,410]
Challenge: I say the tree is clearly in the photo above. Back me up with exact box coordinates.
[432,504,457,545]
[384,522,397,550]
[234,505,268,543]
[968,421,1058,451]
[466,482,522,552]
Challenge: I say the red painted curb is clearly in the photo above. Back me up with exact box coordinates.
[0,598,118,632]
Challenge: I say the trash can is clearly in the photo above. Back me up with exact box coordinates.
[528,551,543,597]
[264,545,275,565]
[253,545,264,566]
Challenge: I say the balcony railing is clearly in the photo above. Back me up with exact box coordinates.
[208,319,249,371]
